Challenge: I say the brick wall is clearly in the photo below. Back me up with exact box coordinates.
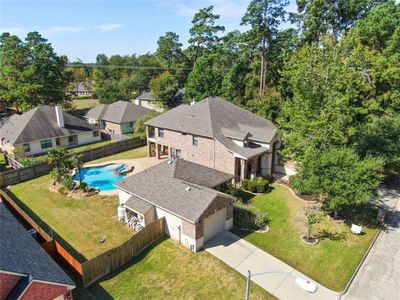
[0,273,21,300]
[104,121,122,135]
[20,281,68,300]
[152,128,236,175]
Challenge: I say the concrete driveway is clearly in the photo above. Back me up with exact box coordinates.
[204,231,339,300]
[345,186,400,300]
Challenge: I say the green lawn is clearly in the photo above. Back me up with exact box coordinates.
[0,153,11,172]
[71,98,99,110]
[232,184,378,291]
[88,146,147,164]
[74,239,274,300]
[9,175,134,261]
[68,140,114,153]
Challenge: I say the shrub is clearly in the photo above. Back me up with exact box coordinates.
[233,201,268,230]
[58,186,68,195]
[256,177,269,193]
[224,182,239,197]
[79,182,88,191]
[62,176,75,190]
[247,179,258,193]
[241,179,249,190]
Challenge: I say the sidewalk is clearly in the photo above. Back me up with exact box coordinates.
[205,231,340,300]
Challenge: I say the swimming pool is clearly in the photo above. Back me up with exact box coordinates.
[74,164,128,191]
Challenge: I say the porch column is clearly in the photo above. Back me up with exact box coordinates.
[146,126,152,157]
[156,143,160,159]
[240,159,248,181]
[251,157,259,178]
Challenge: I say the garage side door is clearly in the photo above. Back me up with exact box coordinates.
[203,208,226,242]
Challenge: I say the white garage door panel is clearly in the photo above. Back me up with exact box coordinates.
[204,208,226,242]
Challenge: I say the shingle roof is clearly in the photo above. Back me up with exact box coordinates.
[145,97,277,159]
[137,89,185,108]
[0,105,98,145]
[125,195,154,214]
[0,203,75,287]
[85,101,152,124]
[115,159,234,223]
[173,159,233,188]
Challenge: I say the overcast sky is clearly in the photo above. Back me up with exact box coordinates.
[0,0,297,62]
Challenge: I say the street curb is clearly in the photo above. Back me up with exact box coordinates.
[339,195,399,299]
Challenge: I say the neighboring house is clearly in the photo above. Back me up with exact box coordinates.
[68,81,95,98]
[115,158,234,252]
[145,97,279,183]
[0,203,75,300]
[135,88,185,112]
[84,100,152,135]
[0,105,101,156]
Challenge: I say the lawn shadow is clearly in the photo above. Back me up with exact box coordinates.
[76,237,168,300]
[5,189,88,263]
[236,186,275,204]
[340,203,381,229]
[317,229,347,242]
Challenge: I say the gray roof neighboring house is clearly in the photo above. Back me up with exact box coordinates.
[72,82,94,93]
[137,88,185,108]
[116,159,234,223]
[145,97,277,159]
[124,195,154,214]
[0,105,98,145]
[0,203,75,287]
[85,101,152,124]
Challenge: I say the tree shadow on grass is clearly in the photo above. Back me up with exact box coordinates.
[74,237,168,300]
[317,229,347,242]
[339,203,381,229]
[236,186,275,204]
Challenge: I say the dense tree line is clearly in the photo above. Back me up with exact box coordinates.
[1,0,398,216]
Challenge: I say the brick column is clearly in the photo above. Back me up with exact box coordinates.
[156,143,160,159]
[146,126,152,157]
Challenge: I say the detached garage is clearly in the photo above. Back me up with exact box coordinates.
[116,158,235,252]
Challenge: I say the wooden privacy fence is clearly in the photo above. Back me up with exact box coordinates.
[0,137,146,186]
[1,189,166,285]
[81,217,165,286]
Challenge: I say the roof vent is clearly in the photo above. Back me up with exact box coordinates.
[185,186,191,192]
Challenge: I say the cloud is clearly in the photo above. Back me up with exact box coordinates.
[42,26,85,35]
[0,23,26,35]
[95,23,124,32]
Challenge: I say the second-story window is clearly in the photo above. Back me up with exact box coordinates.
[192,135,199,146]
[158,128,164,138]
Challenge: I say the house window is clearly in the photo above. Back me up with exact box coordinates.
[40,139,53,149]
[192,135,199,146]
[171,148,182,159]
[22,143,30,152]
[129,122,134,128]
[68,136,74,143]
[93,131,99,137]
[158,128,164,138]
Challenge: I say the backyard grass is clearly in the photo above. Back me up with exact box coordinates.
[71,98,99,110]
[0,153,11,172]
[89,146,147,164]
[68,139,114,153]
[232,184,379,292]
[74,239,275,300]
[9,175,134,261]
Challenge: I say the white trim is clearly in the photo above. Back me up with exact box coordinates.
[0,270,27,277]
[32,279,75,289]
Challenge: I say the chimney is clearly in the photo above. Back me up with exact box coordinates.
[55,105,64,128]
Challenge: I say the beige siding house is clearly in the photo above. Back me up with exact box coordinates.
[84,101,152,135]
[0,105,100,156]
[115,159,234,252]
[135,89,185,113]
[145,97,279,183]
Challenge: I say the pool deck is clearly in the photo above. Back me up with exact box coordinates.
[84,156,165,195]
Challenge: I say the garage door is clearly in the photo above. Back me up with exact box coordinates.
[203,208,226,242]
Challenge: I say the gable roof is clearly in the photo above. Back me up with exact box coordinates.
[0,203,75,287]
[0,105,98,145]
[145,97,277,159]
[136,89,185,108]
[85,101,152,124]
[115,159,234,223]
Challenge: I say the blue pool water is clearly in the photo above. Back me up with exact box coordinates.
[74,164,128,191]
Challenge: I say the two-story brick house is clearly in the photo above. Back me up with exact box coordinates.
[145,97,279,182]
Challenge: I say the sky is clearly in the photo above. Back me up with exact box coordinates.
[0,0,297,62]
